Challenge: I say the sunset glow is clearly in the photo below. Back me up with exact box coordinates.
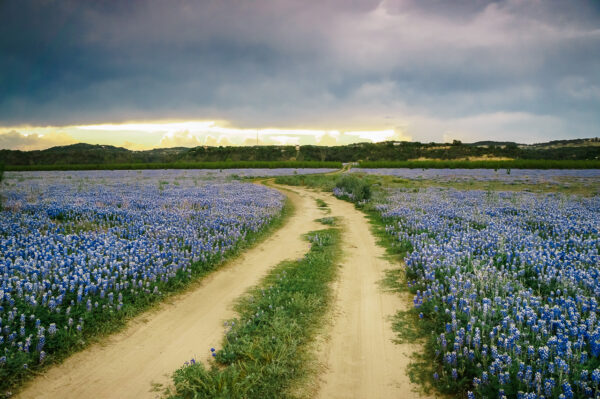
[0,121,409,151]
[1,1,599,149]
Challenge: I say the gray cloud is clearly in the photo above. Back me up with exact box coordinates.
[0,0,599,143]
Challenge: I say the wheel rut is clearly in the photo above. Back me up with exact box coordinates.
[300,188,432,399]
[18,183,429,399]
[18,188,323,399]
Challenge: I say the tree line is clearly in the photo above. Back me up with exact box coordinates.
[0,139,598,168]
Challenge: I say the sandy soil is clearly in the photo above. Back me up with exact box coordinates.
[18,183,430,399]
[18,188,323,399]
[308,189,432,399]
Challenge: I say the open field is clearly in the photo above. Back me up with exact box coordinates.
[276,171,600,398]
[350,168,600,196]
[1,169,599,398]
[4,2,600,397]
[374,187,600,398]
[0,170,287,391]
[358,160,600,169]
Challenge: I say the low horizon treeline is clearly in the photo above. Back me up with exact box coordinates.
[0,139,599,167]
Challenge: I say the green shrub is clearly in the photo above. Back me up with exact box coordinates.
[335,175,371,202]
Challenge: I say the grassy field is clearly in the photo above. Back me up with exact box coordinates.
[359,159,600,169]
[169,225,341,398]
[5,161,342,172]
[277,171,600,197]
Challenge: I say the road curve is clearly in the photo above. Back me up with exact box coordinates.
[18,187,324,399]
[18,183,429,399]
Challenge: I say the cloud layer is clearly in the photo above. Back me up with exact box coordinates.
[1,0,599,145]
[0,122,410,150]
[0,130,76,151]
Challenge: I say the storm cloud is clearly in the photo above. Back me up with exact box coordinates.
[1,0,599,144]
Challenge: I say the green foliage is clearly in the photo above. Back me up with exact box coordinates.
[275,174,373,204]
[273,174,339,191]
[315,198,328,208]
[316,216,337,225]
[169,228,341,399]
[0,162,4,209]
[1,138,599,168]
[334,175,371,202]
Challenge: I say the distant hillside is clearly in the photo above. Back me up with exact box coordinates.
[1,138,599,168]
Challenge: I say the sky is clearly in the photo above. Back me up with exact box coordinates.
[1,0,599,151]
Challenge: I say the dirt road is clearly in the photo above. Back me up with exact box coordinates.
[310,190,429,399]
[19,184,426,399]
[18,187,324,399]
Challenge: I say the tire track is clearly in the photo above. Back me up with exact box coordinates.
[18,188,323,399]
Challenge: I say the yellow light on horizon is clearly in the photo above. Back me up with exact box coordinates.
[0,120,409,151]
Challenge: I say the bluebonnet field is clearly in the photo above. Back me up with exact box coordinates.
[373,187,600,398]
[0,170,285,385]
[352,168,600,186]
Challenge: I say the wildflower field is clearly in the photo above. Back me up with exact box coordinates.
[0,170,285,388]
[3,167,600,398]
[353,168,600,187]
[374,187,600,398]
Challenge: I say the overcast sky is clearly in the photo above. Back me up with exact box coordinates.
[1,0,599,150]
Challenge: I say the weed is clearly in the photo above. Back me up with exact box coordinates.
[169,228,341,399]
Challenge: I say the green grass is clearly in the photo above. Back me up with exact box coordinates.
[316,216,337,226]
[275,174,373,204]
[274,173,341,190]
[280,171,600,197]
[168,226,341,399]
[370,173,600,196]
[5,161,342,172]
[315,198,328,208]
[359,159,600,169]
[3,199,294,395]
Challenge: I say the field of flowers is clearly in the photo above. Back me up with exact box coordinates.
[375,188,600,398]
[352,168,600,186]
[0,170,284,386]
[4,168,337,183]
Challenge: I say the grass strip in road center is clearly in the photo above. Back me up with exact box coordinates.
[168,226,341,399]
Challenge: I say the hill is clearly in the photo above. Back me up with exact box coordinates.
[0,138,599,169]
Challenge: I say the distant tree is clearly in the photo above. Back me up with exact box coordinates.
[452,139,462,146]
[0,162,4,209]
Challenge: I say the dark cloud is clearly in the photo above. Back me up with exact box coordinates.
[0,0,599,142]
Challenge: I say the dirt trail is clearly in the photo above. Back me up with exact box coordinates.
[18,188,324,399]
[307,189,430,399]
[18,183,427,399]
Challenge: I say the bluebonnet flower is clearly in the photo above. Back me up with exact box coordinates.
[0,171,286,373]
[371,185,600,397]
[561,382,573,399]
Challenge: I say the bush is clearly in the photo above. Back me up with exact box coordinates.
[335,175,371,202]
